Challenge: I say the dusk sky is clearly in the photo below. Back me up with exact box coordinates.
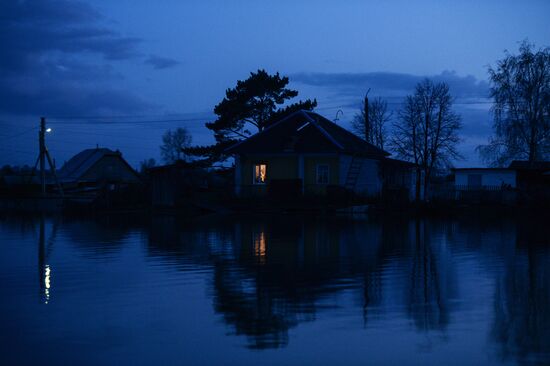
[2,0,549,168]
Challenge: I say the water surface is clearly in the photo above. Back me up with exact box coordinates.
[1,213,549,365]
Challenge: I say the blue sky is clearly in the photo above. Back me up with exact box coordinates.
[1,0,549,168]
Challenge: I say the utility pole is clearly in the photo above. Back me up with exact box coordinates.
[39,117,46,195]
[35,117,64,197]
[364,89,371,143]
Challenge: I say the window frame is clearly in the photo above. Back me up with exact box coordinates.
[252,163,268,185]
[316,164,330,185]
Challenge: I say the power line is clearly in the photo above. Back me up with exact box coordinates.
[0,126,38,141]
[48,117,207,125]
[47,113,211,120]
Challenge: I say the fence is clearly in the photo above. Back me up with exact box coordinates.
[429,184,518,205]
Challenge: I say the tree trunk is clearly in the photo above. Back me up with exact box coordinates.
[423,168,430,202]
[529,121,537,163]
[415,168,421,202]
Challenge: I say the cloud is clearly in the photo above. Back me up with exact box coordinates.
[145,55,180,70]
[0,0,152,116]
[291,70,490,99]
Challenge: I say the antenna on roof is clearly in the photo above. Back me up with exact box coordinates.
[334,109,343,123]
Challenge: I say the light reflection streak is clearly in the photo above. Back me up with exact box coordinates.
[254,230,266,264]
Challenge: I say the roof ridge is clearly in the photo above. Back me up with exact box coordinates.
[305,111,390,156]
[64,149,99,177]
[306,114,344,150]
[225,110,311,153]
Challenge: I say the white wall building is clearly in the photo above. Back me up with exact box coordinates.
[453,168,516,189]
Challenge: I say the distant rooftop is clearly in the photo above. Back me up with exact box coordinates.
[58,148,121,182]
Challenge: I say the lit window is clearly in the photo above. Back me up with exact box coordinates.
[316,164,329,184]
[253,164,267,184]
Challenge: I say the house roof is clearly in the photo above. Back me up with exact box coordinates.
[225,110,390,158]
[452,167,514,172]
[382,157,417,168]
[453,161,550,173]
[58,148,135,182]
[508,160,550,171]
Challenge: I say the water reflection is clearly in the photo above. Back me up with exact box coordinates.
[2,212,549,364]
[38,216,58,304]
[492,245,550,364]
[148,215,461,349]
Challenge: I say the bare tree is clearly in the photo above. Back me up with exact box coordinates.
[477,41,550,166]
[351,96,391,150]
[391,79,462,200]
[160,127,192,163]
[139,158,156,174]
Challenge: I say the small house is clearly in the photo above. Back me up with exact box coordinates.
[225,110,416,199]
[508,160,550,190]
[58,148,140,191]
[453,168,517,190]
[453,161,550,191]
[452,161,550,205]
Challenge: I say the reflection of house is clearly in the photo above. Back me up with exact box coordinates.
[58,148,140,191]
[225,110,416,198]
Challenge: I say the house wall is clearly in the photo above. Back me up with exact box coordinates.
[454,170,516,189]
[239,155,298,196]
[80,156,140,183]
[355,158,383,196]
[236,153,388,197]
[237,154,341,196]
[151,169,177,207]
[303,156,339,195]
[340,155,382,197]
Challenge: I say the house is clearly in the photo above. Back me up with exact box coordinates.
[225,110,416,199]
[453,161,550,191]
[453,168,517,190]
[148,162,206,207]
[452,161,550,205]
[58,148,141,191]
[508,160,550,190]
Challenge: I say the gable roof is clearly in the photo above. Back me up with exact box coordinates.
[508,160,550,171]
[225,110,390,157]
[58,148,136,182]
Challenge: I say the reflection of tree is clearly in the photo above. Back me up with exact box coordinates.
[406,220,453,332]
[212,259,296,349]
[492,248,550,363]
[147,214,459,349]
[209,218,341,349]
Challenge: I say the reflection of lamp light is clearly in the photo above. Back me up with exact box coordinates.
[45,128,52,133]
[44,264,51,304]
[254,231,266,263]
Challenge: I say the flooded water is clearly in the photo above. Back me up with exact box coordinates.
[1,213,549,365]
